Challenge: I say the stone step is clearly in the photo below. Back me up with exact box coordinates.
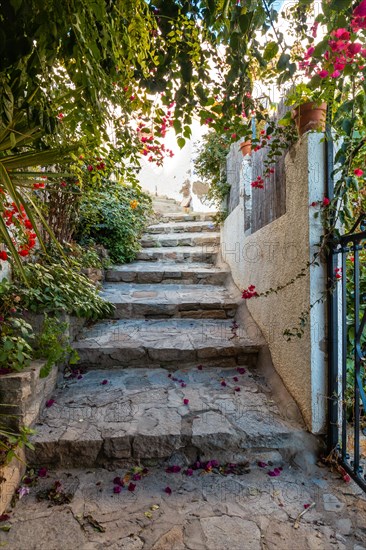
[100,283,237,320]
[106,262,229,285]
[73,319,259,369]
[136,246,218,263]
[160,212,215,223]
[146,220,218,234]
[141,231,220,248]
[27,366,302,467]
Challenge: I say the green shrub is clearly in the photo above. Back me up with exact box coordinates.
[14,262,114,320]
[76,181,152,263]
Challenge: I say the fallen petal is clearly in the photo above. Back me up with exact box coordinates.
[45,399,55,408]
[183,398,189,405]
[164,486,172,495]
[128,483,136,492]
[113,485,122,494]
[37,467,47,478]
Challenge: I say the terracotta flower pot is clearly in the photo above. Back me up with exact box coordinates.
[240,140,252,156]
[293,102,327,136]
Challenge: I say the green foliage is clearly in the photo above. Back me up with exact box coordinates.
[77,182,152,263]
[0,425,35,466]
[14,262,114,320]
[33,315,79,378]
[194,131,230,209]
[0,317,34,373]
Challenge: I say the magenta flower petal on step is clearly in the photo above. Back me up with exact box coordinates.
[221,380,227,387]
[192,461,201,470]
[168,373,172,378]
[183,398,189,405]
[142,467,149,475]
[197,364,203,370]
[304,503,310,509]
[181,382,187,388]
[268,468,281,477]
[234,387,241,392]
[257,461,268,468]
[45,399,55,408]
[37,467,47,478]
[164,486,172,495]
[166,465,181,473]
[101,379,108,385]
[132,473,141,481]
[233,376,239,382]
[185,468,194,476]
[113,476,124,486]
[0,514,10,522]
[237,367,246,374]
[113,485,122,494]
[77,374,83,380]
[128,482,136,492]
[211,460,220,468]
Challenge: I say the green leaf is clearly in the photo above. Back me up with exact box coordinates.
[177,137,186,148]
[263,41,279,61]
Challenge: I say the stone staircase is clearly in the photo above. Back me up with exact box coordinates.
[28,208,306,468]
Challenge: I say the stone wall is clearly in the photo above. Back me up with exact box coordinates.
[226,142,243,214]
[221,133,327,433]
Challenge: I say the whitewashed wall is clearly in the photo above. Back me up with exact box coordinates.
[137,119,215,213]
[221,133,327,433]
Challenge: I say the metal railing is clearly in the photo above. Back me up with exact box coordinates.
[329,215,366,491]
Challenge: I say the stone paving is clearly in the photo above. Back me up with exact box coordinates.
[1,459,366,549]
[28,367,303,468]
[73,319,259,369]
[100,283,237,319]
[106,262,229,285]
[5,207,366,548]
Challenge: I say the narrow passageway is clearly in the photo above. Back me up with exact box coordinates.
[2,201,366,549]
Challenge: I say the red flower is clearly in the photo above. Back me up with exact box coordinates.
[57,112,64,120]
[0,251,8,261]
[183,398,189,405]
[113,485,122,494]
[318,70,329,78]
[354,168,364,177]
[128,482,136,492]
[322,197,330,207]
[87,165,94,172]
[242,285,258,299]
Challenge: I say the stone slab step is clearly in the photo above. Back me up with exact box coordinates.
[100,283,237,319]
[146,220,218,234]
[160,212,215,223]
[141,231,220,248]
[73,319,259,369]
[136,246,218,263]
[106,262,229,285]
[28,367,302,467]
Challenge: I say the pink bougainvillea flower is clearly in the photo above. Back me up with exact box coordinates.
[322,197,330,206]
[164,486,172,495]
[185,468,194,476]
[57,112,64,120]
[331,70,341,78]
[128,482,136,492]
[304,46,315,59]
[181,382,187,388]
[237,367,246,375]
[304,503,311,509]
[132,473,141,481]
[221,380,227,387]
[354,0,366,17]
[310,201,318,207]
[101,379,108,385]
[317,69,329,78]
[332,28,350,40]
[113,485,122,494]
[231,133,237,140]
[347,42,362,57]
[268,468,281,477]
[45,399,55,408]
[258,461,268,468]
[0,514,10,522]
[37,467,47,478]
[234,387,241,392]
[183,398,189,405]
[242,285,258,299]
[192,461,201,470]
[166,465,181,473]
[87,165,93,172]
[233,376,239,382]
[0,251,8,261]
[311,21,319,38]
[354,168,364,176]
[343,473,351,483]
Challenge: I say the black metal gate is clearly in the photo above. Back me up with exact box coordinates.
[328,214,366,491]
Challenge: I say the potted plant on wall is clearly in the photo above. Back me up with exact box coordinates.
[286,84,327,136]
